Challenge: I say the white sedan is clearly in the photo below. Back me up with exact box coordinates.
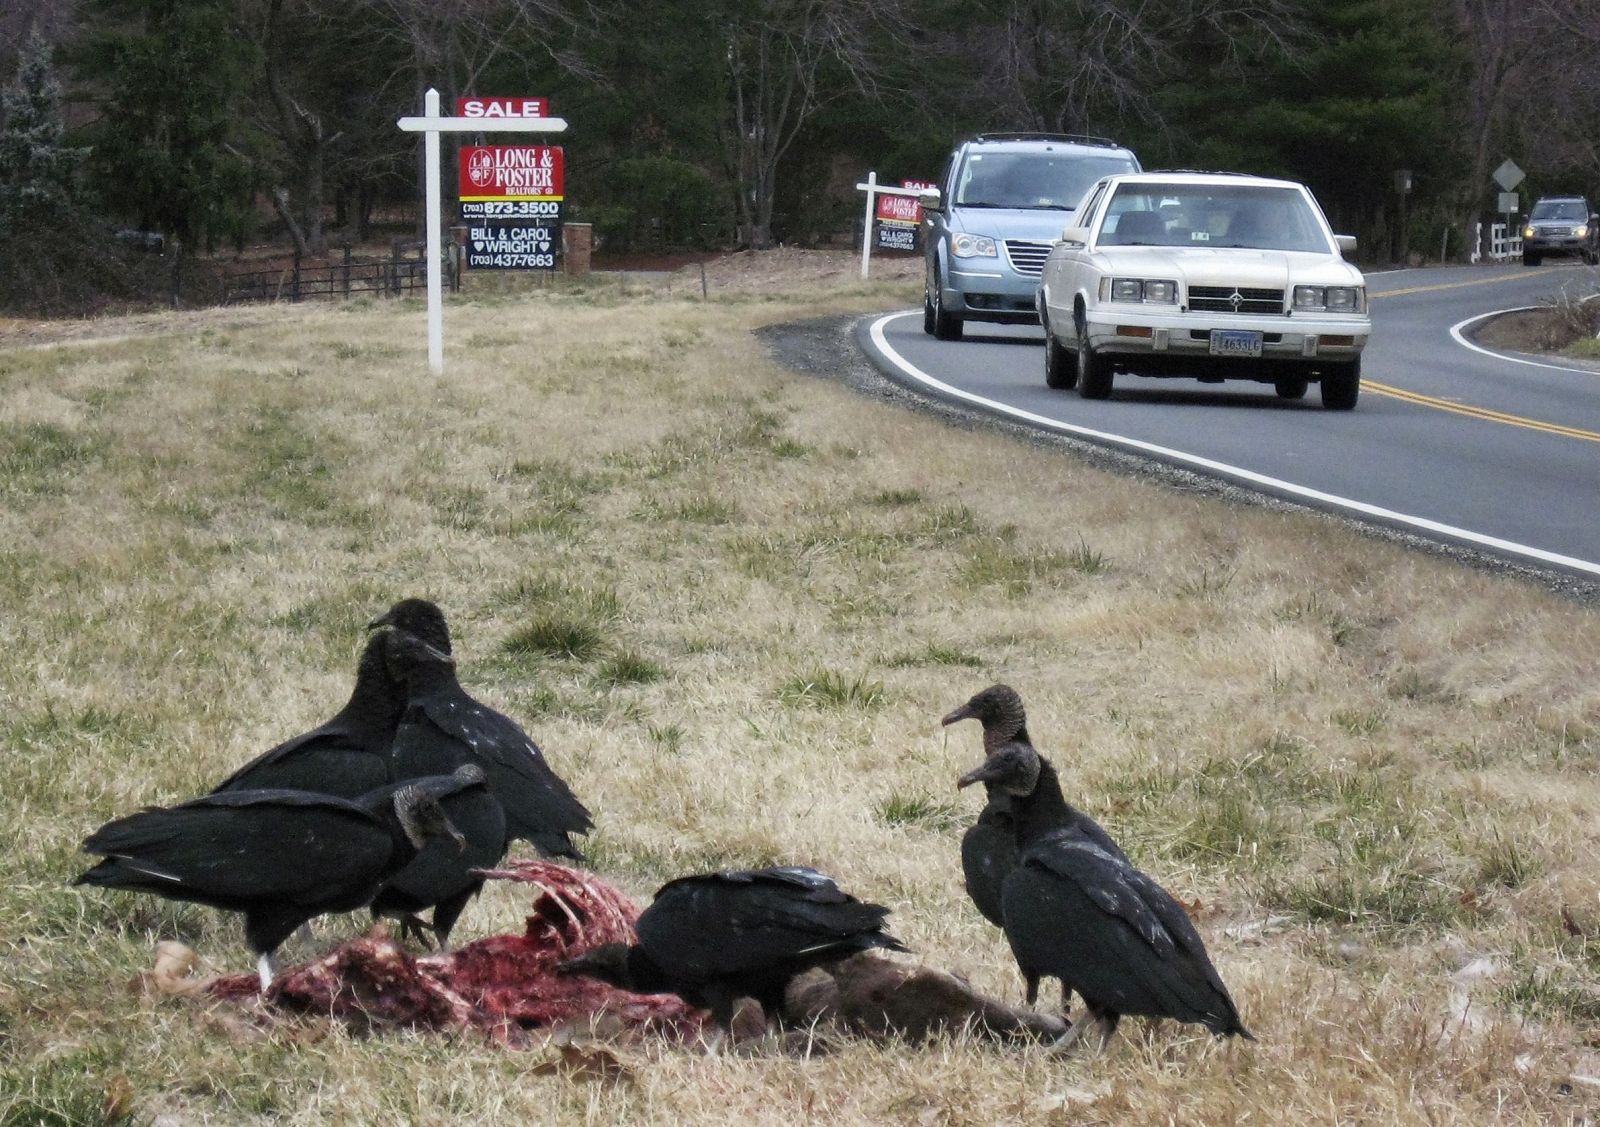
[1036,172,1371,409]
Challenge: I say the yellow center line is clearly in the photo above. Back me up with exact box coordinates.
[1365,380,1600,441]
[1371,275,1528,299]
[1361,269,1598,436]
[1370,263,1587,300]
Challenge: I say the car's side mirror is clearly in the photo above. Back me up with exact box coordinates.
[1335,234,1357,256]
[919,188,942,212]
[1060,226,1090,245]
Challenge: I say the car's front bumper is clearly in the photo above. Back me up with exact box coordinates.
[945,264,1042,323]
[1525,236,1592,256]
[1083,308,1368,374]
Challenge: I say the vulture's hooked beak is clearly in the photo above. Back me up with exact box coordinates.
[940,702,976,727]
[956,758,1001,790]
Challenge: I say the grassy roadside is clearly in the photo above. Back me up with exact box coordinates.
[2,261,1597,1124]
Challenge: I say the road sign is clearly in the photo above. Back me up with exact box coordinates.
[1498,192,1520,214]
[1492,159,1524,192]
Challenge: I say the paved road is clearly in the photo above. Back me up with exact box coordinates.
[858,262,1600,580]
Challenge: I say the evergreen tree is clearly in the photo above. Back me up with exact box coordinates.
[0,28,86,236]
[85,0,258,256]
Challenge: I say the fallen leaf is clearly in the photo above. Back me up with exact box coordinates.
[530,1043,634,1087]
[103,1073,134,1122]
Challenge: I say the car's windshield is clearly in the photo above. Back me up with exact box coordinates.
[1097,183,1331,253]
[1530,199,1587,221]
[956,152,1138,210]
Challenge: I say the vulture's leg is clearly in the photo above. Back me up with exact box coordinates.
[256,952,278,993]
[1044,1010,1099,1055]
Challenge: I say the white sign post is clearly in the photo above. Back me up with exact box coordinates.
[397,88,568,373]
[854,172,933,280]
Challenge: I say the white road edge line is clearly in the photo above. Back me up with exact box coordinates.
[1450,307,1600,375]
[867,310,1600,579]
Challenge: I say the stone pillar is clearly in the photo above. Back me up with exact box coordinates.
[563,223,593,275]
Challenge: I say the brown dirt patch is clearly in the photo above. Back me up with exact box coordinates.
[1472,308,1574,352]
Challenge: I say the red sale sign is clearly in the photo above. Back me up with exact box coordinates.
[455,97,550,119]
[877,179,936,226]
[459,146,566,201]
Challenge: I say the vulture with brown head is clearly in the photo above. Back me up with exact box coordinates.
[946,683,1252,1050]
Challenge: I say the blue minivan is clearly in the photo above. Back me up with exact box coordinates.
[922,133,1141,340]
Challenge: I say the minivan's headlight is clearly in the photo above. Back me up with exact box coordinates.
[1523,226,1536,239]
[1102,277,1178,303]
[952,234,997,258]
[1294,285,1365,313]
[1577,225,1590,238]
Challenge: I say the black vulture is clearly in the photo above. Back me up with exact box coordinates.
[943,684,1126,1008]
[366,764,508,949]
[76,780,466,989]
[961,791,1017,929]
[209,599,453,799]
[366,596,453,655]
[209,628,406,799]
[947,683,1252,1049]
[377,615,593,860]
[557,866,910,1047]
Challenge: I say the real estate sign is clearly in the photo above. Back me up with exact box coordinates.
[459,145,565,202]
[875,179,934,251]
[465,221,563,270]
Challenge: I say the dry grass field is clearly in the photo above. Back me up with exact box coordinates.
[2,252,1598,1125]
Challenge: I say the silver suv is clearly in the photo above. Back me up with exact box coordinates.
[1522,195,1599,266]
[922,133,1141,340]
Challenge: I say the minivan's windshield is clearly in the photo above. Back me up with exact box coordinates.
[956,152,1138,210]
[1530,199,1587,221]
[1097,183,1331,253]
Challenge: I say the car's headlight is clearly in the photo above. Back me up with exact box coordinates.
[1523,226,1536,239]
[1101,277,1178,304]
[1324,286,1361,312]
[951,234,997,258]
[1293,285,1365,313]
[1577,225,1590,238]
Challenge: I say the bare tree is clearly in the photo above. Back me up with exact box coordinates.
[718,0,911,248]
[359,0,603,237]
[1516,0,1600,187]
[239,0,342,257]
[928,0,1301,137]
[1449,0,1551,244]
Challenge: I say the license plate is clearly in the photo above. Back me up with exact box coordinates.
[1210,330,1263,357]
